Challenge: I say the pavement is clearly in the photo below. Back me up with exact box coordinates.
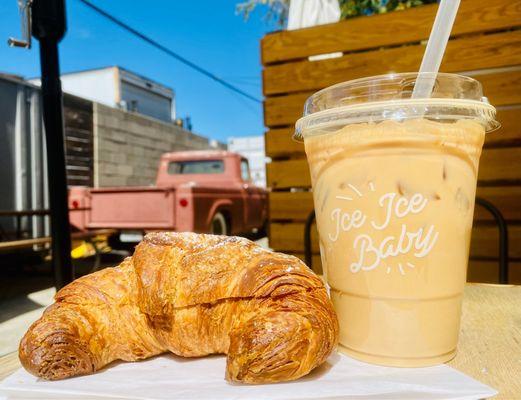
[0,237,270,357]
[0,252,128,357]
[0,287,55,356]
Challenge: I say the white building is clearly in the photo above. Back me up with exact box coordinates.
[228,136,266,187]
[30,66,175,123]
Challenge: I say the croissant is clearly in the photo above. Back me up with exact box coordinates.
[19,232,338,383]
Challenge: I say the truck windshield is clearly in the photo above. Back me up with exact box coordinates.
[168,160,224,174]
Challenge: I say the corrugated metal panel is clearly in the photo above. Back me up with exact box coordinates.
[0,78,95,241]
[0,78,49,240]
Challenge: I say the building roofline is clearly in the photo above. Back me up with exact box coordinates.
[27,65,115,81]
[29,65,174,94]
[0,72,42,89]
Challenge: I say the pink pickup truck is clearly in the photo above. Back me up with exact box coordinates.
[69,151,268,241]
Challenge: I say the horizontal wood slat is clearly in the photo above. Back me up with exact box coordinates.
[267,159,309,188]
[265,128,302,158]
[264,82,521,129]
[471,225,521,259]
[467,261,521,284]
[64,94,94,130]
[65,145,92,156]
[269,191,314,221]
[266,107,521,158]
[263,30,521,96]
[289,252,521,285]
[269,186,521,223]
[267,147,521,189]
[475,186,521,221]
[480,147,521,183]
[264,92,310,128]
[270,222,521,259]
[261,0,521,64]
[65,156,93,166]
[492,107,521,147]
[65,129,93,141]
[270,221,319,253]
[67,176,91,185]
[476,69,521,108]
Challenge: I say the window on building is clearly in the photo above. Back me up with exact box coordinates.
[240,159,251,182]
[168,160,224,174]
[129,100,138,112]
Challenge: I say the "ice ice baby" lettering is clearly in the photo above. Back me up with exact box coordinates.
[349,225,438,273]
[371,192,428,230]
[328,191,439,274]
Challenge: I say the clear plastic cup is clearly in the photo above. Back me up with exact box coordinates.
[296,73,499,367]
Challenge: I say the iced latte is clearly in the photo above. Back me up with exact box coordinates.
[296,73,498,367]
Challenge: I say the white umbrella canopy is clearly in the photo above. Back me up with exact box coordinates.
[287,0,340,30]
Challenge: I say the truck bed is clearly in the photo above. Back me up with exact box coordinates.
[86,187,176,229]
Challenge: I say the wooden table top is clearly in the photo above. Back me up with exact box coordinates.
[0,283,519,398]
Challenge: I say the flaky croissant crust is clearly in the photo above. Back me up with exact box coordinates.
[19,232,338,383]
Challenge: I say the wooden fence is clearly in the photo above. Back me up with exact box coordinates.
[63,94,94,187]
[261,0,521,283]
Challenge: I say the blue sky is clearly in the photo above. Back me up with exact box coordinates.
[0,0,276,143]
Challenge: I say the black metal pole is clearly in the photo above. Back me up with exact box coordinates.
[475,197,509,284]
[32,0,73,288]
[304,210,316,269]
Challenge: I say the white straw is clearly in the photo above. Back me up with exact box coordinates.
[412,0,461,98]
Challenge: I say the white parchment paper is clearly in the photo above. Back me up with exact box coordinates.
[0,352,496,400]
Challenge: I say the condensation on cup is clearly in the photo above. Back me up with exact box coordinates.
[295,73,499,367]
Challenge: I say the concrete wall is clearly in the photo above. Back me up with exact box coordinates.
[93,103,213,187]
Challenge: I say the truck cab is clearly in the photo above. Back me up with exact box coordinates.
[156,150,267,234]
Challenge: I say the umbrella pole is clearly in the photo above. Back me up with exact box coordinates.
[32,0,73,289]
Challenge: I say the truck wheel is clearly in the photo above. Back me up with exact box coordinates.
[211,212,228,236]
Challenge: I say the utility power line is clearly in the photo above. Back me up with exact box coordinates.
[78,0,262,104]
